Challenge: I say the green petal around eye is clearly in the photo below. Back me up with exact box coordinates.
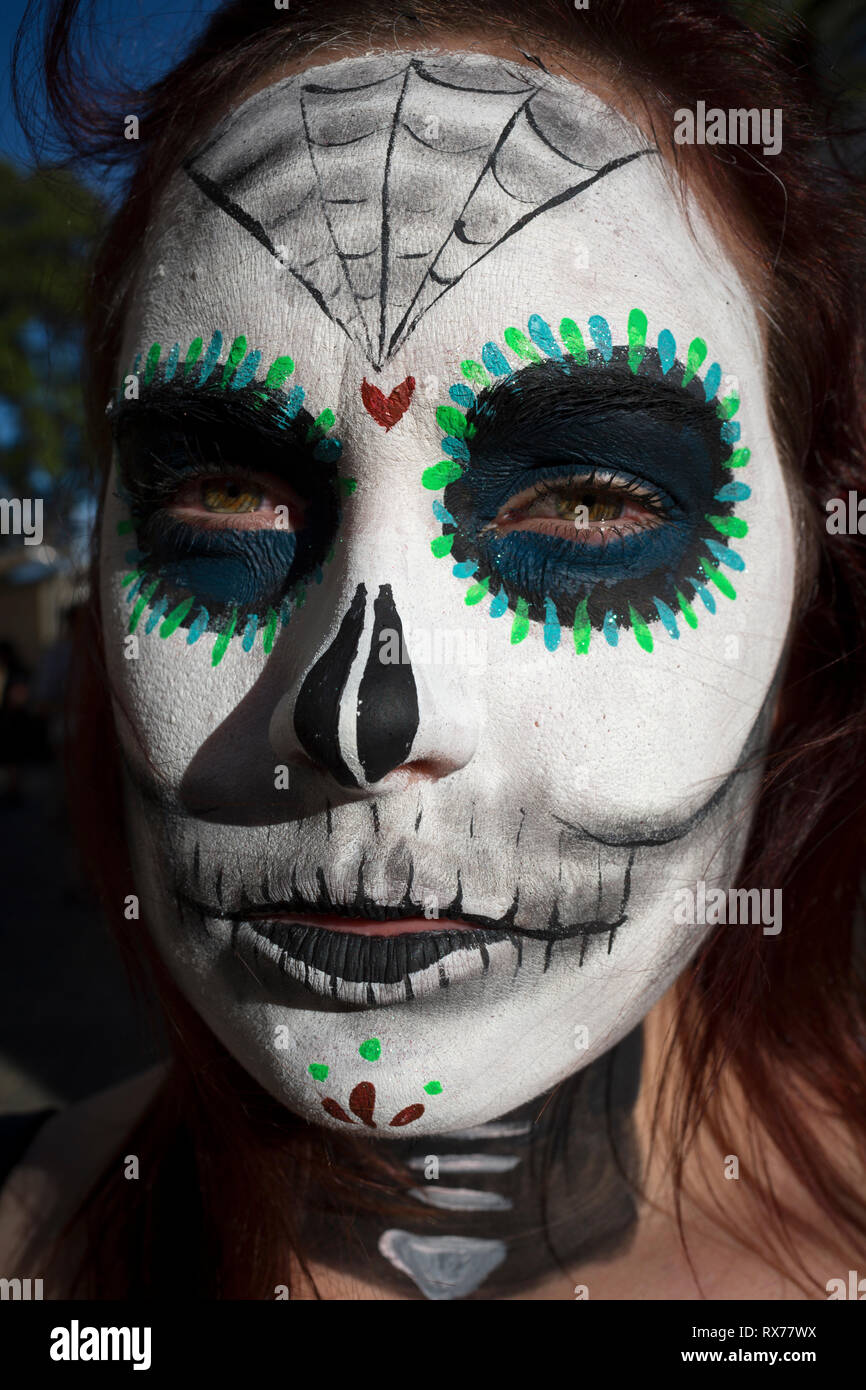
[435,405,475,439]
[422,460,463,490]
[431,532,455,557]
[708,514,748,538]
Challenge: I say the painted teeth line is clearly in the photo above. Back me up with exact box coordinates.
[235,917,623,1007]
[425,307,751,654]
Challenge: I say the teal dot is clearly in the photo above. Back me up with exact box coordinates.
[308,1063,329,1082]
[359,1038,381,1062]
[423,1081,443,1095]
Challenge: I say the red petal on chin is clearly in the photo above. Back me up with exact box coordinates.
[322,1097,354,1124]
[389,1103,425,1127]
[349,1080,377,1127]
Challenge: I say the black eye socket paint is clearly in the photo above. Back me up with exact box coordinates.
[108,337,347,665]
[424,312,750,653]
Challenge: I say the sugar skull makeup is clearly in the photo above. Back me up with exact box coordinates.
[100,53,797,1145]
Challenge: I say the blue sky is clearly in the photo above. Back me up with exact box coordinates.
[0,1,223,521]
[0,0,222,170]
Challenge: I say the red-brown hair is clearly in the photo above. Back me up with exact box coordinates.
[14,0,866,1296]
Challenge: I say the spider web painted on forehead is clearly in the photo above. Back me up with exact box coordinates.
[183,55,655,370]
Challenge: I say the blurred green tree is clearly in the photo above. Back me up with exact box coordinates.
[0,161,104,512]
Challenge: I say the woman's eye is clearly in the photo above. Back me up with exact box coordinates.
[202,480,263,513]
[168,472,307,531]
[487,474,664,546]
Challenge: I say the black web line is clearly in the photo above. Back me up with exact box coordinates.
[182,159,358,349]
[299,88,377,363]
[388,146,655,359]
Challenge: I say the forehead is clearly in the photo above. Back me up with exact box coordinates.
[124,50,762,401]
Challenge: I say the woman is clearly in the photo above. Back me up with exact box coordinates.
[1,0,864,1300]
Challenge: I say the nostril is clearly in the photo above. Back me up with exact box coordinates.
[386,757,457,785]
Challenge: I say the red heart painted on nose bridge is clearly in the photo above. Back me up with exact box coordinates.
[361,375,416,430]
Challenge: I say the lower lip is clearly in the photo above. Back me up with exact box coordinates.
[247,911,476,938]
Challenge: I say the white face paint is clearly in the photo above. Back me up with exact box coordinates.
[101,52,796,1137]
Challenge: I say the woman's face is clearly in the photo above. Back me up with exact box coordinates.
[100,51,796,1135]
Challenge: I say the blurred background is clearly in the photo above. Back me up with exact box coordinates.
[0,0,864,1114]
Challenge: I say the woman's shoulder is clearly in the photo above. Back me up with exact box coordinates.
[0,1063,167,1271]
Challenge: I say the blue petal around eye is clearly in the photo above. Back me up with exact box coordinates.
[187,607,210,644]
[280,385,306,424]
[432,500,456,526]
[489,588,508,617]
[694,582,716,613]
[543,597,561,650]
[449,384,476,409]
[242,614,259,651]
[313,437,342,463]
[588,316,613,361]
[703,363,722,401]
[658,330,676,374]
[452,559,478,578]
[721,421,741,443]
[528,315,563,360]
[231,350,262,390]
[654,599,680,638]
[198,331,223,387]
[705,538,745,571]
[145,596,169,633]
[482,342,511,377]
[442,436,470,462]
[603,611,619,645]
[714,482,750,502]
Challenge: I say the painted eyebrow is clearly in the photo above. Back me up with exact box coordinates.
[465,358,725,448]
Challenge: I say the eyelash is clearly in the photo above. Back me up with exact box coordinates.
[129,457,305,530]
[502,472,670,527]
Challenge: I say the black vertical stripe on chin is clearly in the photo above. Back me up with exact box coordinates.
[293,583,366,789]
[357,584,420,784]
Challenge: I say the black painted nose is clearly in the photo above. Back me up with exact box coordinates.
[293,583,419,788]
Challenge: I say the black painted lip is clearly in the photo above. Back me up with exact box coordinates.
[241,916,512,986]
[178,892,628,994]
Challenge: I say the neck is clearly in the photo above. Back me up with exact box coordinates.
[302,1027,644,1300]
